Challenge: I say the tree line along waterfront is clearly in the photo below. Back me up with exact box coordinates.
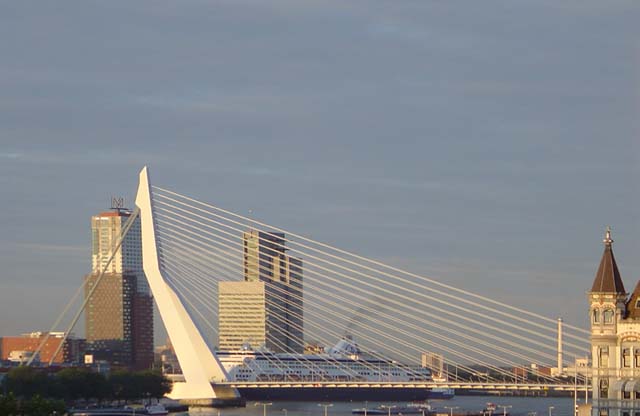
[0,366,172,414]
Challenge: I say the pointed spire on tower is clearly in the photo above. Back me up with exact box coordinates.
[591,226,625,294]
[603,226,613,246]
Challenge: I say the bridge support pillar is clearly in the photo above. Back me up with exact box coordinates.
[136,167,240,402]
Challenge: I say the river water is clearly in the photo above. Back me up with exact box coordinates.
[179,396,584,416]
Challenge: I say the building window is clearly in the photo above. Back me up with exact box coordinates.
[599,379,609,398]
[623,348,631,367]
[603,309,614,324]
[593,309,600,323]
[599,347,609,368]
[623,392,631,400]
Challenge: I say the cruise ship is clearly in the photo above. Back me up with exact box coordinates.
[216,337,454,401]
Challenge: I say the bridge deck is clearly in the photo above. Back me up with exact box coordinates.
[217,381,586,392]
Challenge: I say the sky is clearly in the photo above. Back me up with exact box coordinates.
[0,1,638,345]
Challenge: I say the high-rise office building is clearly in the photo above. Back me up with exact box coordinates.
[218,281,268,351]
[84,203,154,370]
[218,230,303,353]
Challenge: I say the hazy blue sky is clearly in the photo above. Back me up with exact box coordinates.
[0,1,638,343]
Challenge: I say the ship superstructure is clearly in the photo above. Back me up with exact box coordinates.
[217,337,433,383]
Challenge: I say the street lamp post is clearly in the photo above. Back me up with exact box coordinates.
[364,401,368,416]
[255,402,273,416]
[548,406,555,416]
[584,356,589,404]
[318,403,333,416]
[381,405,395,416]
[445,406,459,416]
[498,405,511,416]
[573,356,578,416]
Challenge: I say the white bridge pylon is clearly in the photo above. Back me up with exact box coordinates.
[136,167,237,400]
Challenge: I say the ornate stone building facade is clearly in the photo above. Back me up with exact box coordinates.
[589,228,640,416]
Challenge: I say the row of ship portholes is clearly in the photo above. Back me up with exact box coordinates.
[593,308,615,324]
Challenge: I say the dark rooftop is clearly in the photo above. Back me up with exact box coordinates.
[591,227,626,294]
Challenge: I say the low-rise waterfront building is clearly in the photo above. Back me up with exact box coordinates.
[0,332,85,364]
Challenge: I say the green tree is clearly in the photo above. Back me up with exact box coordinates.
[20,394,65,416]
[109,370,136,403]
[136,370,172,401]
[107,370,172,403]
[85,371,109,403]
[55,367,109,403]
[0,393,18,415]
[55,368,86,402]
[4,367,172,406]
[5,367,49,398]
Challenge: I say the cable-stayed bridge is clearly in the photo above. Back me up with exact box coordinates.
[133,168,591,401]
[35,167,592,403]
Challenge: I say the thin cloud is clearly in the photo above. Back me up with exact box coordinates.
[0,152,23,159]
[13,242,88,254]
[0,149,169,167]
